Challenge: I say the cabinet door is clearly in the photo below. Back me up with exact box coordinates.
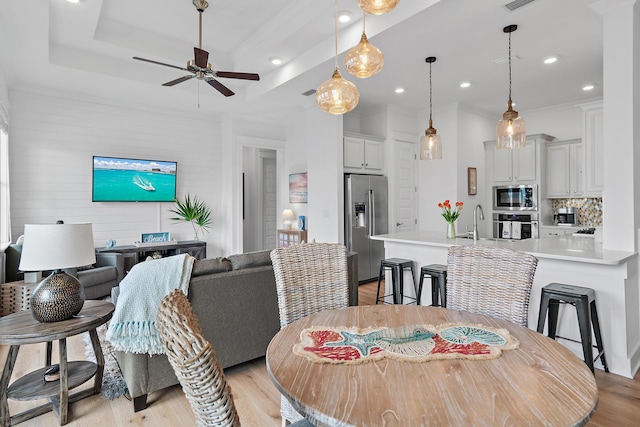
[492,147,513,183]
[364,139,383,170]
[513,139,536,182]
[344,137,364,169]
[584,107,603,196]
[571,143,584,196]
[546,144,571,197]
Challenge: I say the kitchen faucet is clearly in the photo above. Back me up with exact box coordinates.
[473,204,485,241]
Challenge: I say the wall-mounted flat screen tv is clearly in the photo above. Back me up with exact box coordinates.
[92,156,177,202]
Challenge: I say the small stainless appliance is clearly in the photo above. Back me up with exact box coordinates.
[493,185,538,211]
[493,212,539,240]
[554,207,579,225]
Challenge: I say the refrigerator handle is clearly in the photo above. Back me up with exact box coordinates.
[368,189,376,236]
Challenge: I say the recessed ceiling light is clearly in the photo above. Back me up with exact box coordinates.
[66,0,81,3]
[583,84,595,91]
[460,82,471,88]
[395,87,405,94]
[269,57,282,65]
[544,56,558,64]
[338,11,352,23]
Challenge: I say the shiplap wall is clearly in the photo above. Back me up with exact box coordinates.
[9,90,226,256]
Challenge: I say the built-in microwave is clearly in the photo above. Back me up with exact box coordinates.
[493,185,538,211]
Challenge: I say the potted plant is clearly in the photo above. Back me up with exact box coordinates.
[169,194,213,241]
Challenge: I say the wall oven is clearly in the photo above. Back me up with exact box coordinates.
[493,213,539,240]
[493,185,538,211]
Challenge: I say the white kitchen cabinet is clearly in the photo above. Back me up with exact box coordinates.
[539,226,575,237]
[545,139,584,198]
[580,102,604,197]
[486,134,554,185]
[344,136,383,172]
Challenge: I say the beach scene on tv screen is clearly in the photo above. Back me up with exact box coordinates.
[93,157,177,202]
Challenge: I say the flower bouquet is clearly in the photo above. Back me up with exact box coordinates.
[438,200,463,238]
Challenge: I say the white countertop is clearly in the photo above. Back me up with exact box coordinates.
[370,232,636,266]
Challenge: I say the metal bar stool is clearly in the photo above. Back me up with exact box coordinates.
[376,258,417,305]
[537,282,609,373]
[417,264,447,307]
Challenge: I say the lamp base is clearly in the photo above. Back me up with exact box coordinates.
[30,271,85,323]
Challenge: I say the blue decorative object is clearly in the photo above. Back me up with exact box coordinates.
[439,325,507,346]
[140,232,171,244]
[106,239,116,248]
[298,215,306,231]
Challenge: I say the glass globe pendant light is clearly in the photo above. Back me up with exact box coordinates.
[344,13,384,78]
[420,57,442,160]
[497,24,526,149]
[316,0,359,115]
[357,0,400,15]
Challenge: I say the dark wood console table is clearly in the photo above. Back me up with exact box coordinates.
[96,240,206,273]
[0,300,114,426]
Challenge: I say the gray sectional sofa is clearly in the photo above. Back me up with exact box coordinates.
[112,249,358,412]
[3,243,125,300]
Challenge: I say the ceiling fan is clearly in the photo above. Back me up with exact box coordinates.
[133,0,259,97]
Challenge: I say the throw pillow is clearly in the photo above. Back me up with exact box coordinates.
[191,257,232,277]
[227,250,272,270]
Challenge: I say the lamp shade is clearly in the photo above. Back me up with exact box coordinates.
[316,68,360,115]
[357,0,400,15]
[19,223,96,271]
[419,133,442,160]
[282,209,295,221]
[497,100,526,149]
[344,32,384,78]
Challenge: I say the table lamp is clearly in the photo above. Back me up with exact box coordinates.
[282,209,295,229]
[19,223,96,322]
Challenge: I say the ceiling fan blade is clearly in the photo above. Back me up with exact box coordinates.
[194,47,209,69]
[162,75,195,86]
[133,56,188,72]
[206,78,235,97]
[215,71,260,81]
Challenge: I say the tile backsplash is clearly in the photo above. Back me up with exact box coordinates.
[551,198,603,226]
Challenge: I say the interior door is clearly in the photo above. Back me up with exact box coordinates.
[395,140,417,233]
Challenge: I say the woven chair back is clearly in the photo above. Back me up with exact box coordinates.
[270,242,349,329]
[446,245,538,326]
[156,289,240,427]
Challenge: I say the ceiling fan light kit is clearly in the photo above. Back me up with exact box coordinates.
[358,0,400,15]
[132,0,259,99]
[344,14,384,78]
[497,24,526,150]
[420,56,442,161]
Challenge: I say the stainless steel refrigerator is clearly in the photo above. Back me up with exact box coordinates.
[345,174,388,283]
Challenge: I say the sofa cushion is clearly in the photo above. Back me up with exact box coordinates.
[191,257,232,277]
[227,250,272,270]
[77,266,117,287]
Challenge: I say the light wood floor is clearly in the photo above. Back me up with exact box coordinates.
[1,281,639,426]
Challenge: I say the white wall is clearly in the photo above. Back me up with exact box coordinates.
[305,107,343,243]
[284,112,309,227]
[525,103,583,141]
[9,89,225,253]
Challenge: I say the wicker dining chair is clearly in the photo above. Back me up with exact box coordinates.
[446,245,538,327]
[270,242,350,426]
[156,289,312,427]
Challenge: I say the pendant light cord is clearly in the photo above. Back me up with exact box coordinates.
[508,30,512,101]
[429,60,433,122]
[334,0,338,69]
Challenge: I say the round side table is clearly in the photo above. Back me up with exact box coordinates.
[0,300,114,426]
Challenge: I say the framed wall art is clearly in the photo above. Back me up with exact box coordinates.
[289,172,308,203]
[468,167,477,195]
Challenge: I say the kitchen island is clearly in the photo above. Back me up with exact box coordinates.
[371,232,639,378]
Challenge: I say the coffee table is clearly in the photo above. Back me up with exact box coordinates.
[266,304,598,426]
[0,300,114,426]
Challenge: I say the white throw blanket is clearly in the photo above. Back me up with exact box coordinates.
[106,253,195,355]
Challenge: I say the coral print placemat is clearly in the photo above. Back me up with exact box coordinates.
[293,323,519,364]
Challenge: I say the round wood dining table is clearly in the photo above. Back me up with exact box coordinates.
[266,304,598,427]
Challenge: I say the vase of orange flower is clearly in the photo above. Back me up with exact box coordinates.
[438,199,463,239]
